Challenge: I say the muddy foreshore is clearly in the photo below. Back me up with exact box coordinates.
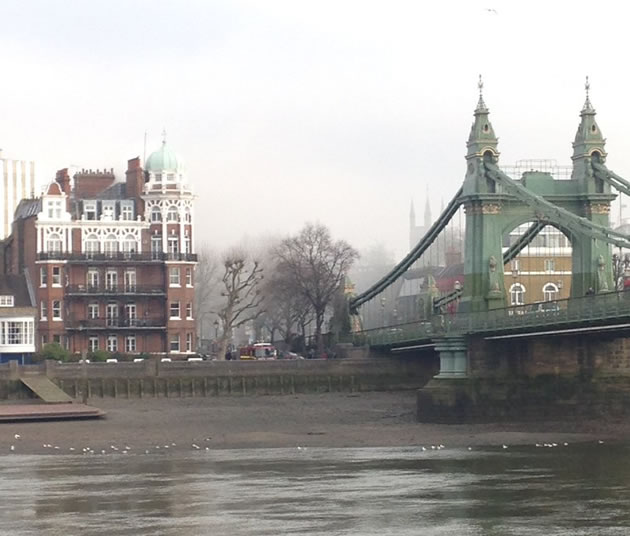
[0,391,628,455]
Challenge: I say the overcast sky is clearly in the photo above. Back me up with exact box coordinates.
[2,0,630,260]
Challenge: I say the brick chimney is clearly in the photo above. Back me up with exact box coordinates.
[126,157,145,215]
[73,168,116,199]
[55,168,72,211]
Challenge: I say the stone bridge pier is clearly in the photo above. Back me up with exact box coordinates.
[416,331,630,423]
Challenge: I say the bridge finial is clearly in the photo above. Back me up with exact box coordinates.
[476,74,487,112]
[583,76,594,112]
[161,127,167,145]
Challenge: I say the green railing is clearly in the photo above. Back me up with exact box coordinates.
[355,290,630,347]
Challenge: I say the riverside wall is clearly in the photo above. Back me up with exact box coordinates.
[0,356,436,400]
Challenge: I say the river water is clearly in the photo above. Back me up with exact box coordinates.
[1,444,629,535]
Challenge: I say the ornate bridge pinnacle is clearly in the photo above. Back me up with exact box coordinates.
[583,75,593,112]
[476,74,487,112]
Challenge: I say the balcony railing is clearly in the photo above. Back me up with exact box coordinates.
[65,316,166,330]
[37,252,198,263]
[66,284,166,296]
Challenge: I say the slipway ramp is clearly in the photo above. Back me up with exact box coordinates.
[20,376,74,403]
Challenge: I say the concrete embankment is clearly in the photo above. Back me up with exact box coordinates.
[0,356,437,401]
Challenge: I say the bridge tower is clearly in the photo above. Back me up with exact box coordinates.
[459,77,615,313]
[569,78,614,296]
[459,76,505,312]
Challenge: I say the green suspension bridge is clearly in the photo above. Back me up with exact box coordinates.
[349,77,630,376]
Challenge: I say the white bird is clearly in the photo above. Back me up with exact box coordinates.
[14,434,20,440]
[485,8,498,15]
[69,447,75,451]
[502,445,508,449]
[145,450,149,454]
[467,447,472,451]
[192,444,200,449]
[421,447,427,451]
[563,442,569,447]
[10,445,15,451]
[598,440,605,444]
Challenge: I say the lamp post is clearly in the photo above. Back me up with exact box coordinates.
[214,319,219,339]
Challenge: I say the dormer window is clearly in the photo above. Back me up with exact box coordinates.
[47,199,62,219]
[102,201,115,220]
[154,173,162,183]
[121,202,134,221]
[0,295,14,307]
[84,201,97,220]
[167,173,175,182]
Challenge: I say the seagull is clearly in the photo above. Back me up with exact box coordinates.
[14,434,20,440]
[467,447,472,451]
[10,445,15,451]
[485,8,498,15]
[598,440,604,444]
[421,446,427,451]
[502,444,508,449]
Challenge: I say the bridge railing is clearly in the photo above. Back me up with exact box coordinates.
[355,289,630,346]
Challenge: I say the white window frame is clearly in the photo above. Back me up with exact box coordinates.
[52,300,62,320]
[543,283,559,302]
[186,333,193,352]
[170,334,180,352]
[0,295,14,307]
[40,301,48,320]
[87,302,99,320]
[185,268,192,287]
[125,335,136,353]
[40,267,47,287]
[169,267,180,286]
[89,336,99,352]
[107,335,118,352]
[52,266,61,286]
[509,283,526,306]
[169,301,180,319]
[84,201,97,220]
[121,203,134,221]
[151,206,162,222]
[186,302,193,319]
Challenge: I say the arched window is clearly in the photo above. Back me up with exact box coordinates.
[103,234,118,257]
[509,283,526,306]
[84,234,99,258]
[167,206,179,222]
[47,233,62,254]
[122,234,138,258]
[151,206,162,222]
[543,283,559,302]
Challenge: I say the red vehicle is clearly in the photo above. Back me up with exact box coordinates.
[239,343,277,360]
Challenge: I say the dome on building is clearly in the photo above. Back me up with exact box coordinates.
[145,140,180,172]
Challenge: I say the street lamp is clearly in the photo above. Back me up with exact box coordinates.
[214,319,219,339]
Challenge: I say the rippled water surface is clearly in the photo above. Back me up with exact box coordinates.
[1,444,630,535]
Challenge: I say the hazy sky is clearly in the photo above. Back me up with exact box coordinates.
[2,0,630,260]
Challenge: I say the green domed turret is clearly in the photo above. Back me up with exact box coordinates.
[145,140,179,172]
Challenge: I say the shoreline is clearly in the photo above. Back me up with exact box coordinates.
[0,391,628,455]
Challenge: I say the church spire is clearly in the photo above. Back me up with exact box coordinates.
[466,75,499,160]
[409,199,416,228]
[572,76,606,162]
[424,187,432,228]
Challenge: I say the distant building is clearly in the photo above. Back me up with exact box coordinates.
[2,139,197,356]
[0,274,36,364]
[502,224,572,306]
[0,150,36,240]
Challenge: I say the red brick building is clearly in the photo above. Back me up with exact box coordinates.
[2,140,197,356]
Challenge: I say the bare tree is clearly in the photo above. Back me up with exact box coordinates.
[274,223,358,356]
[215,250,265,360]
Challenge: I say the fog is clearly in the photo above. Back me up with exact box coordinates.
[2,0,630,260]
